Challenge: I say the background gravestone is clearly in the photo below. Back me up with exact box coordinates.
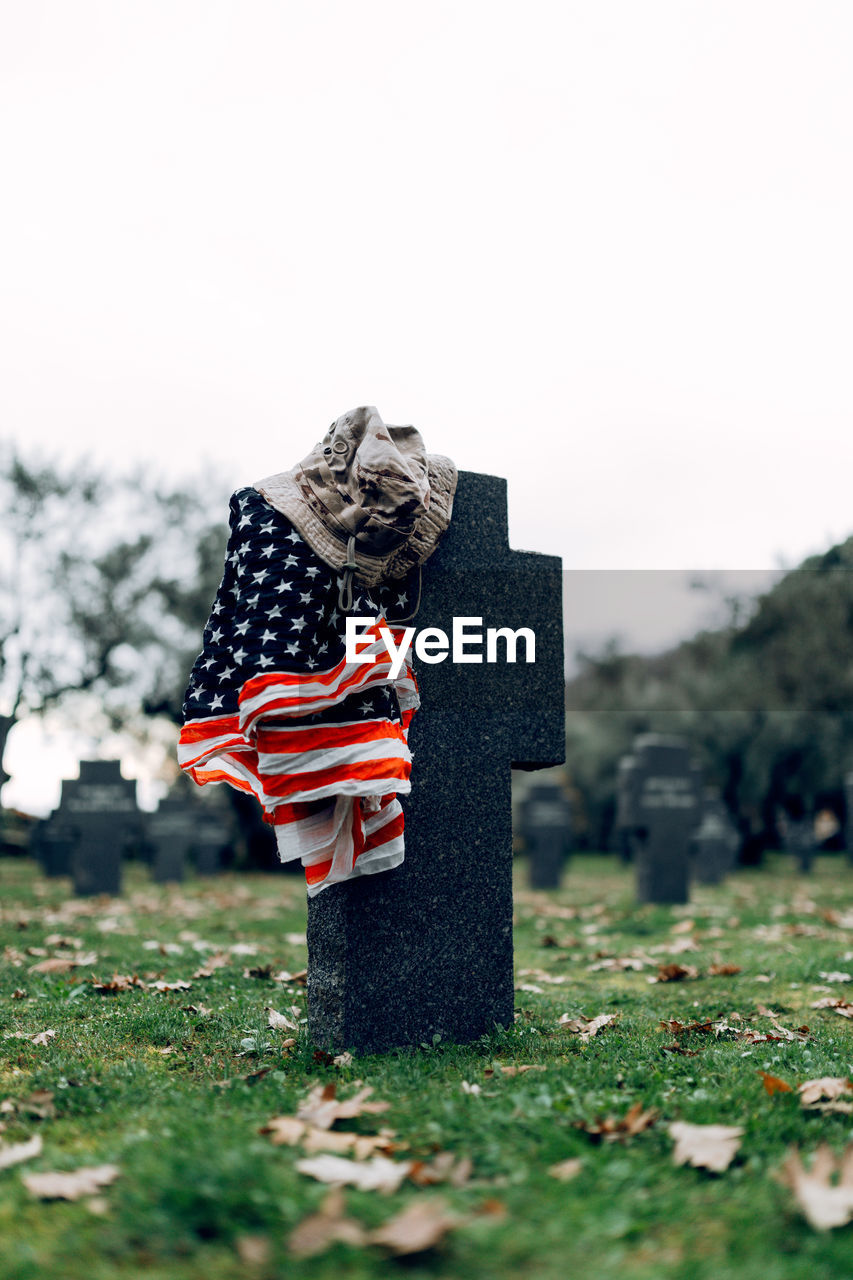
[147,793,195,883]
[845,772,853,864]
[57,760,142,897]
[30,813,77,879]
[518,781,572,889]
[307,471,565,1053]
[615,754,640,861]
[632,734,700,905]
[191,805,232,875]
[691,787,738,885]
[781,808,815,873]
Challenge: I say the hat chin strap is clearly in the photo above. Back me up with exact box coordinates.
[337,536,359,613]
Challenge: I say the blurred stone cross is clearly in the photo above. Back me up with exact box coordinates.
[56,759,142,897]
[307,471,565,1053]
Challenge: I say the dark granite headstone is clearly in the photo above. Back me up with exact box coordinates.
[783,814,815,873]
[615,753,640,861]
[191,808,231,875]
[519,782,572,889]
[691,787,738,885]
[632,734,700,904]
[845,773,853,864]
[147,795,195,883]
[57,760,142,897]
[306,471,565,1053]
[30,814,76,878]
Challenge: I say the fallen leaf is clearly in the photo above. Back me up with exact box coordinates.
[288,1188,367,1258]
[819,971,852,984]
[244,964,274,980]
[259,1116,307,1146]
[369,1197,459,1255]
[273,968,308,986]
[798,1078,853,1113]
[90,973,144,994]
[461,1081,481,1096]
[668,1121,743,1172]
[558,1012,617,1040]
[295,1153,413,1193]
[192,952,231,979]
[709,964,742,977]
[147,980,192,993]
[12,989,26,1000]
[778,1143,853,1230]
[484,1064,546,1078]
[652,964,700,983]
[0,1134,43,1171]
[267,1009,298,1031]
[180,1004,212,1017]
[22,1164,120,1200]
[30,1030,56,1046]
[235,1235,272,1266]
[297,1084,390,1132]
[662,1044,703,1057]
[578,1102,657,1143]
[759,1071,794,1096]
[547,1157,583,1181]
[29,953,98,974]
[409,1152,472,1187]
[811,997,853,1019]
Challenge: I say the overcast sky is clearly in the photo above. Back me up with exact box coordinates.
[2,2,851,812]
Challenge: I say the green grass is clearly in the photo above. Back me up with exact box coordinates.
[3,853,853,1279]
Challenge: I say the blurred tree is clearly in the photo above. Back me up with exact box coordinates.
[0,444,228,787]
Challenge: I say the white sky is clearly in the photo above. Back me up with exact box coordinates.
[1,2,852,813]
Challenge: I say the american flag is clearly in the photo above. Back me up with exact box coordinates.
[178,486,419,894]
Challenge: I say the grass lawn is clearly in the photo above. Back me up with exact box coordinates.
[3,852,853,1279]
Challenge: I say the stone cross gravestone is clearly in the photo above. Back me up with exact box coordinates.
[632,734,700,905]
[615,754,640,861]
[57,760,142,897]
[845,773,853,865]
[691,787,738,885]
[519,781,572,889]
[31,813,77,879]
[307,471,565,1053]
[147,794,195,884]
[191,805,231,875]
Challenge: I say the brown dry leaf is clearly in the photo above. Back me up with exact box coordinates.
[547,1157,583,1182]
[274,968,308,986]
[557,1012,616,1041]
[29,952,98,974]
[652,964,700,983]
[672,919,695,934]
[12,989,26,1000]
[369,1197,460,1255]
[267,1009,298,1032]
[192,952,231,979]
[798,1078,853,1113]
[745,1021,810,1045]
[44,934,82,948]
[579,1102,657,1143]
[244,964,274,980]
[295,1153,414,1193]
[759,1071,794,1096]
[0,1134,43,1171]
[302,1129,399,1160]
[235,1235,272,1266]
[147,980,192,993]
[709,964,742,977]
[30,1030,56,1047]
[409,1152,472,1187]
[180,1004,212,1017]
[90,974,144,994]
[811,997,853,1019]
[663,1044,703,1057]
[17,1090,55,1120]
[484,1064,546,1079]
[297,1083,390,1131]
[288,1188,367,1258]
[259,1116,307,1146]
[778,1143,853,1230]
[668,1121,743,1172]
[22,1164,120,1200]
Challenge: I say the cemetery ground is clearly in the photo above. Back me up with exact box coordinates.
[3,861,853,1280]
